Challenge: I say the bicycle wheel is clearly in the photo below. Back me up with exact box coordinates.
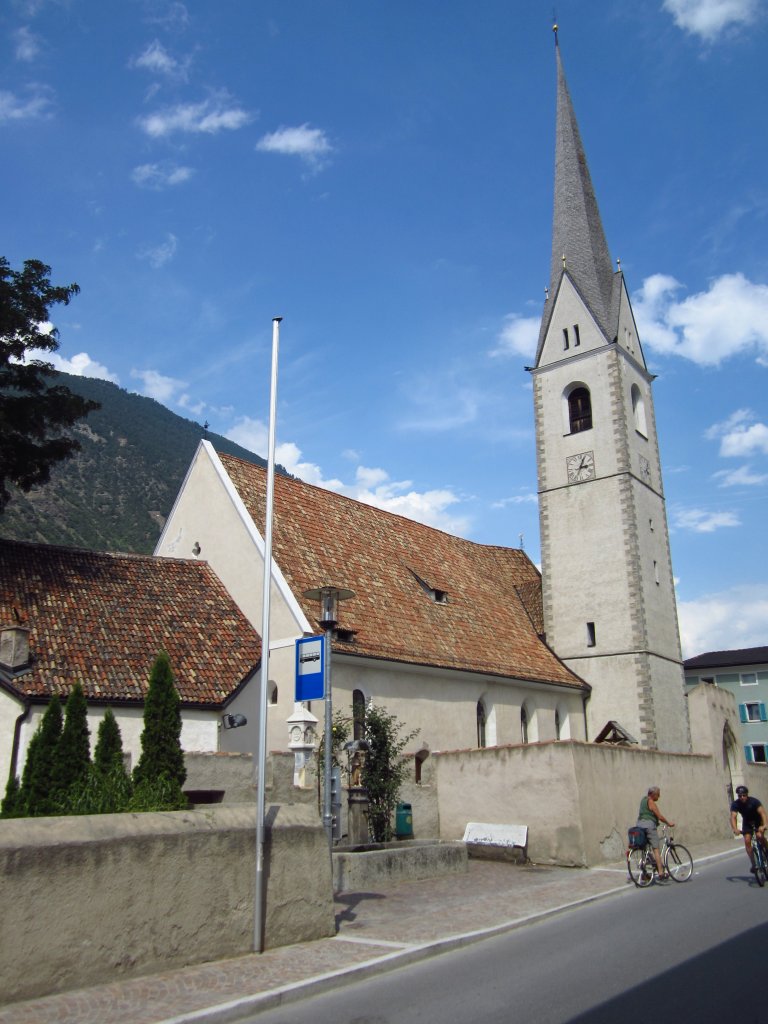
[628,848,653,887]
[753,844,766,887]
[665,842,693,882]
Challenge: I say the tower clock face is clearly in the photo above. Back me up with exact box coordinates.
[566,451,595,482]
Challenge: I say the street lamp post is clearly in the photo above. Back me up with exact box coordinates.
[303,585,354,848]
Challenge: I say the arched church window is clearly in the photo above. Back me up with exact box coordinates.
[568,386,592,433]
[521,706,529,744]
[631,384,648,437]
[555,708,561,740]
[352,689,366,741]
[477,700,487,748]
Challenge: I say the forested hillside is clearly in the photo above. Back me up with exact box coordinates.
[0,373,274,554]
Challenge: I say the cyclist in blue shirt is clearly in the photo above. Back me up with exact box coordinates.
[730,785,768,874]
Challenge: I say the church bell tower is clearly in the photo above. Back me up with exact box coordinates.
[531,36,690,752]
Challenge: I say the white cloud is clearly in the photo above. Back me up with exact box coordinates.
[23,347,119,383]
[492,493,539,509]
[678,584,768,659]
[131,40,189,80]
[662,0,760,42]
[147,2,190,30]
[633,272,768,366]
[225,416,470,534]
[256,124,332,167]
[671,507,740,532]
[137,233,178,268]
[720,423,768,457]
[705,408,768,457]
[132,162,194,189]
[491,314,540,360]
[0,85,53,123]
[49,351,119,383]
[138,95,251,137]
[712,465,768,486]
[131,368,187,403]
[14,27,40,62]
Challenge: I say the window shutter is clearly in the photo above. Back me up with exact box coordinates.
[739,704,748,723]
[761,703,767,722]
[746,745,755,763]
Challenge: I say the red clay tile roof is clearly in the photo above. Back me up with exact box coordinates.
[0,538,260,705]
[220,454,585,690]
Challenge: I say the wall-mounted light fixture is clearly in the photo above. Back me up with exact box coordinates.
[222,713,247,729]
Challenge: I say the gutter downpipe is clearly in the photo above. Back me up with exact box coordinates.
[7,697,32,785]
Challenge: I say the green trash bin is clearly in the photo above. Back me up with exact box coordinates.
[395,801,413,839]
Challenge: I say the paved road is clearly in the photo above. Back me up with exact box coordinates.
[245,851,765,1024]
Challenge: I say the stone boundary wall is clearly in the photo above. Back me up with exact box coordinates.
[0,803,334,1006]
[184,749,316,805]
[432,739,733,866]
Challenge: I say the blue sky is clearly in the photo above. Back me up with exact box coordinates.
[3,0,767,658]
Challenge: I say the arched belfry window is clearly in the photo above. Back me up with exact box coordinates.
[631,384,648,437]
[477,700,487,748]
[521,706,529,744]
[568,386,592,434]
[352,689,366,741]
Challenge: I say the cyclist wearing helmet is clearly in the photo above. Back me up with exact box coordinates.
[730,785,768,873]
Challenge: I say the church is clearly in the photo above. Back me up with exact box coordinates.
[2,38,698,801]
[154,36,691,761]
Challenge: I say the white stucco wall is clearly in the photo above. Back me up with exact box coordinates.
[330,656,586,755]
[10,704,221,784]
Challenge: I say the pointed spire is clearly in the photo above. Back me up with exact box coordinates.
[545,43,615,339]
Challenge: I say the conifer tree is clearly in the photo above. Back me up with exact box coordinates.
[1,772,21,818]
[132,652,187,810]
[18,694,62,816]
[93,707,125,774]
[52,683,90,812]
[74,708,132,814]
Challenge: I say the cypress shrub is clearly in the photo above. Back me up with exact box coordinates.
[70,708,132,814]
[18,694,63,816]
[52,683,91,812]
[133,652,187,809]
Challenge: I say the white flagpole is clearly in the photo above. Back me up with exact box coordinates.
[254,315,281,953]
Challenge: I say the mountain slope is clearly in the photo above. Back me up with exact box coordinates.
[0,373,274,554]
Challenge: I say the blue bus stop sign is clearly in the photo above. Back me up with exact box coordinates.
[295,635,325,701]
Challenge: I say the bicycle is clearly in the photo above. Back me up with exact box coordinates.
[744,824,768,887]
[627,824,693,886]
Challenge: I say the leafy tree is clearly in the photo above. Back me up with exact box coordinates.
[133,652,187,808]
[0,257,99,512]
[361,704,419,843]
[17,694,63,816]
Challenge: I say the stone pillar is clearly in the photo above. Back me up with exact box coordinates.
[286,702,319,787]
